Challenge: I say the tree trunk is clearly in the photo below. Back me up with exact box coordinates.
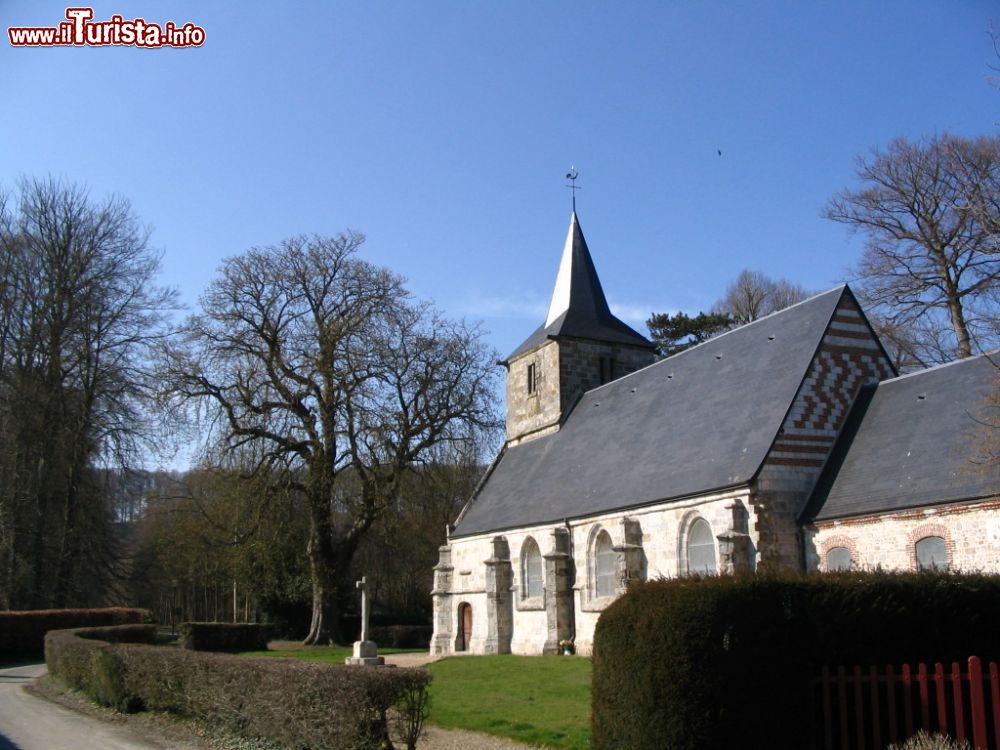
[53,451,85,608]
[304,570,341,645]
[946,294,973,358]
[303,493,343,645]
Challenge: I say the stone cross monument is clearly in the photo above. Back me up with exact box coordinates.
[345,575,384,666]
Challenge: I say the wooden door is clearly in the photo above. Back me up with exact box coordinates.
[458,603,472,651]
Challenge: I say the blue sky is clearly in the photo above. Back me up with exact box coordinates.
[3,1,997,363]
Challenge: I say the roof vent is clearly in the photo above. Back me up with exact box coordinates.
[630,388,636,393]
[715,354,723,360]
[768,335,775,341]
[667,373,674,379]
[917,394,926,401]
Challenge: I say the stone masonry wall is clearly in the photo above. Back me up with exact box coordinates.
[754,291,894,570]
[568,490,754,654]
[556,337,655,414]
[505,340,561,444]
[505,338,654,446]
[434,487,757,656]
[805,498,1000,572]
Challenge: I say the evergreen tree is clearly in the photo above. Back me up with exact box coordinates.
[646,311,733,357]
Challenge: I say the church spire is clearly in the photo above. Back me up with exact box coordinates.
[545,212,613,327]
[505,212,654,362]
[502,210,656,445]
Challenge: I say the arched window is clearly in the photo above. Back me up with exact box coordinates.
[594,531,615,598]
[916,536,948,571]
[826,546,852,571]
[521,537,543,599]
[687,518,717,575]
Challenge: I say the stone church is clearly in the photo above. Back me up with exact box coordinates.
[430,212,1000,656]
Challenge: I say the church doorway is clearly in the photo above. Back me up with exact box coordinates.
[457,603,472,651]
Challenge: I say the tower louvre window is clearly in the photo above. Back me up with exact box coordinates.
[527,362,537,394]
[599,356,616,385]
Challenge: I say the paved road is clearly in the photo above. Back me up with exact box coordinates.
[0,663,167,750]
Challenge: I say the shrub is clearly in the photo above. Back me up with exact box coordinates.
[46,624,432,750]
[0,607,149,656]
[887,731,972,750]
[44,624,156,710]
[370,625,433,649]
[592,571,1000,750]
[179,622,270,652]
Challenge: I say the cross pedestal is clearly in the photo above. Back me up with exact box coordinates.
[345,576,384,666]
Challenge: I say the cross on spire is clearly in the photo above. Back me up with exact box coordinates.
[565,166,581,212]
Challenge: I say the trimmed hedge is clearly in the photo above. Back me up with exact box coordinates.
[592,572,1000,750]
[0,607,150,656]
[46,624,431,750]
[370,625,433,649]
[179,622,270,652]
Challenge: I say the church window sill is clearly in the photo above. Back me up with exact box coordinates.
[580,595,616,612]
[516,596,545,611]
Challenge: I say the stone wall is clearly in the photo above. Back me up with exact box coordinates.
[434,487,757,656]
[805,497,1000,572]
[505,337,654,446]
[567,489,755,654]
[556,337,655,414]
[505,341,562,444]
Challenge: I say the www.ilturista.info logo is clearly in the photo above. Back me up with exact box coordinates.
[8,7,205,48]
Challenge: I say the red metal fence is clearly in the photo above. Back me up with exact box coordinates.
[814,657,1000,750]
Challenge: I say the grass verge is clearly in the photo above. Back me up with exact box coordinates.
[240,645,420,663]
[426,655,591,750]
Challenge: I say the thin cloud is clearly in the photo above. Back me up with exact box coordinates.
[459,294,673,328]
[610,302,675,326]
[458,293,548,320]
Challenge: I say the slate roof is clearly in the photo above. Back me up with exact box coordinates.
[803,354,1000,522]
[505,213,653,362]
[454,286,849,538]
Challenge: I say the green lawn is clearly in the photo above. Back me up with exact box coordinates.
[427,655,591,750]
[240,646,420,663]
[239,648,592,749]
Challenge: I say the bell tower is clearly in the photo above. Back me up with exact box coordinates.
[502,213,656,446]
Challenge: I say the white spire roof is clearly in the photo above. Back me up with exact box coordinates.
[505,212,653,361]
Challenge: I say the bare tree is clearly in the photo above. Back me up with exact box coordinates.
[160,235,498,644]
[824,134,1000,362]
[716,269,809,324]
[354,436,490,621]
[0,177,175,608]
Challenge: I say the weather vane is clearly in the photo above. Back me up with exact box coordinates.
[565,166,581,211]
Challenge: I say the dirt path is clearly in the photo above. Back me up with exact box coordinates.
[0,663,188,750]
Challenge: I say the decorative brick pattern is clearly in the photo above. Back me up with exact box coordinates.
[756,293,893,570]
